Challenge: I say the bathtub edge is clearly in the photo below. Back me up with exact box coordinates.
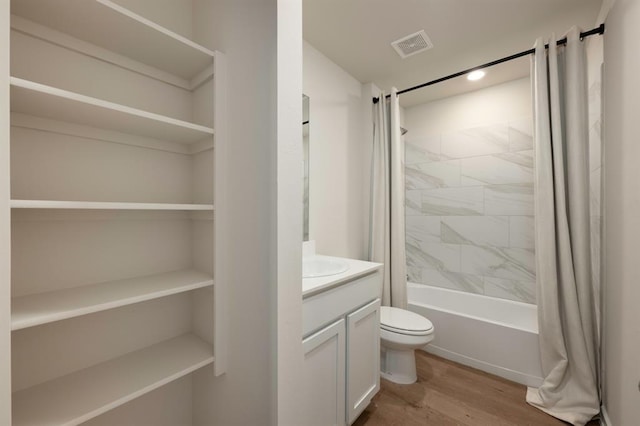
[421,345,544,388]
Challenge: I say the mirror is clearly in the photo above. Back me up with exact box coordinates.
[303,94,310,241]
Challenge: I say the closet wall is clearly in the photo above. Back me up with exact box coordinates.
[3,0,227,424]
[190,0,280,423]
[0,2,10,421]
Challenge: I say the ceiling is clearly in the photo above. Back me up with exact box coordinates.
[303,0,603,107]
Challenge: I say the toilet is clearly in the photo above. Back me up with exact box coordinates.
[379,306,434,384]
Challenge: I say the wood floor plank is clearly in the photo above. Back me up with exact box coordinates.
[353,351,600,426]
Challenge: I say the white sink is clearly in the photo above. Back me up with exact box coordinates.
[303,256,349,278]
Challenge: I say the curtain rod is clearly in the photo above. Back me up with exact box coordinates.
[372,23,605,103]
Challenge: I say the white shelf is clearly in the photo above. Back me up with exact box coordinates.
[10,200,214,211]
[10,78,215,144]
[12,269,214,330]
[11,0,215,81]
[12,334,214,426]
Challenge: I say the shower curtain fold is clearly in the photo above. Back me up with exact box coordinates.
[526,28,600,426]
[369,87,407,308]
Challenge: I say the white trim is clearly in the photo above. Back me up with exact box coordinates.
[0,1,11,422]
[212,51,228,376]
[10,200,214,211]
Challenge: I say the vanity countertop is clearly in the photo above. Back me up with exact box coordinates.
[302,255,383,299]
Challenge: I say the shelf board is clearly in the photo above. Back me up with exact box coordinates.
[10,78,215,144]
[11,0,215,81]
[12,269,214,330]
[12,334,213,426]
[10,200,214,211]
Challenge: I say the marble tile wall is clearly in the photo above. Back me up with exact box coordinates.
[405,117,537,304]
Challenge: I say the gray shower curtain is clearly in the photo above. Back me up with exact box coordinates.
[369,88,407,308]
[526,28,600,425]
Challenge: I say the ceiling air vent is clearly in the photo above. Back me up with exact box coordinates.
[391,30,434,59]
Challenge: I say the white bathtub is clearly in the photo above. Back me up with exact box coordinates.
[408,283,543,387]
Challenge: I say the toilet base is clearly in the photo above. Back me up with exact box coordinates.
[380,347,417,384]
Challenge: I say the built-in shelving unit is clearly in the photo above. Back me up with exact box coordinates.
[10,200,215,210]
[10,78,215,144]
[12,269,214,330]
[12,334,214,426]
[6,0,227,424]
[11,0,215,82]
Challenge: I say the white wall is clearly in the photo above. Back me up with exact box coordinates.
[191,0,278,424]
[303,41,367,259]
[0,2,9,423]
[360,83,382,260]
[405,78,532,135]
[276,0,304,424]
[602,0,640,424]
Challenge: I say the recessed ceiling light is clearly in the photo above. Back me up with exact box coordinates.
[467,70,486,81]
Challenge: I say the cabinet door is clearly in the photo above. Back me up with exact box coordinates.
[346,299,381,425]
[302,319,346,426]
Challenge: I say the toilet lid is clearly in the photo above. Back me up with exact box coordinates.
[380,306,433,336]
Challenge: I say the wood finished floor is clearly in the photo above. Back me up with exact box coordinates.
[353,351,599,426]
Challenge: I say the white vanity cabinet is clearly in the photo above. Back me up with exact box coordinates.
[302,259,383,426]
[346,299,381,424]
[302,319,346,426]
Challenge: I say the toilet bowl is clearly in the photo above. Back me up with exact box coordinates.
[380,306,434,384]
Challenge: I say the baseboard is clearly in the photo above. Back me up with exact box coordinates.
[423,345,544,387]
[601,405,612,426]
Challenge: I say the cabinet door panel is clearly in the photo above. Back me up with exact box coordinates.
[302,319,346,426]
[346,299,380,424]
